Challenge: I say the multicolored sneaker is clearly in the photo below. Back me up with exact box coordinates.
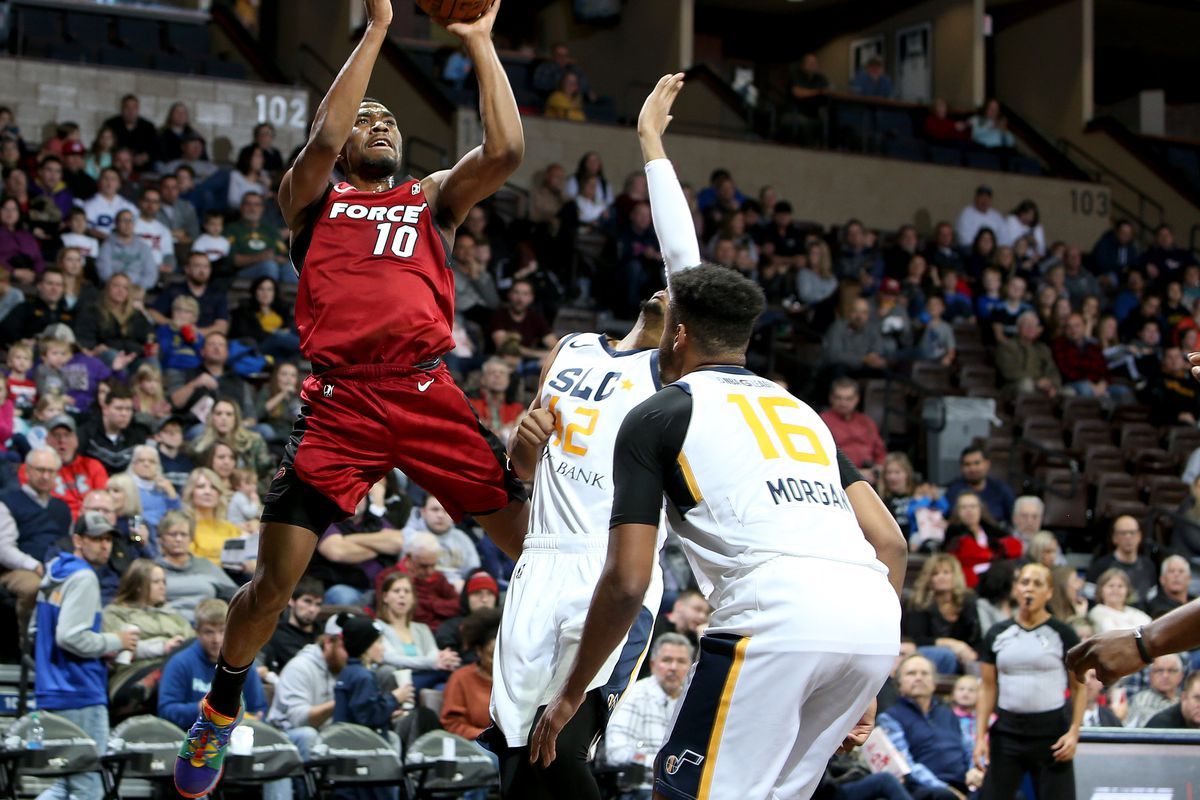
[174,697,243,798]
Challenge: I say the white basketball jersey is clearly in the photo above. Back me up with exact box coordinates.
[667,367,886,600]
[529,333,662,540]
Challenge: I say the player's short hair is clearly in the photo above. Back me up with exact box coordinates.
[651,632,694,661]
[359,96,393,114]
[668,264,765,356]
[195,598,228,629]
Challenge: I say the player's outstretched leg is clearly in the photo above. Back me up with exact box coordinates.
[174,522,317,797]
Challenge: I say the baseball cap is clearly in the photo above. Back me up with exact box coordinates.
[465,572,499,597]
[46,414,76,434]
[880,277,902,296]
[63,140,86,156]
[77,511,118,539]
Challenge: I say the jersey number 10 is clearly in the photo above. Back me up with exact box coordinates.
[373,223,420,257]
[729,394,830,465]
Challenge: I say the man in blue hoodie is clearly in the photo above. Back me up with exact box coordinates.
[34,511,139,800]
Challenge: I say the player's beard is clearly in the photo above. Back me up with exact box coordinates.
[357,151,400,181]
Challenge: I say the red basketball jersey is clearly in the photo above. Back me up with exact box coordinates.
[291,178,454,368]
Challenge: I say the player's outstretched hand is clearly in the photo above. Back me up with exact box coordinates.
[1189,351,1200,382]
[1066,628,1144,685]
[516,408,557,452]
[638,73,686,143]
[528,688,584,768]
[363,0,393,28]
[835,698,876,754]
[444,0,501,40]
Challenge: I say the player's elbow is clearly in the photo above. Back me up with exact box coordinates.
[484,139,524,171]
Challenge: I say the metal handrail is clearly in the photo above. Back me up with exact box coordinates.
[1057,137,1165,231]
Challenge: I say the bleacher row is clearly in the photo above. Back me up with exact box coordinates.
[7,4,246,79]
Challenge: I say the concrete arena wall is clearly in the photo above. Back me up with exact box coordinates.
[0,56,310,165]
[479,113,1111,245]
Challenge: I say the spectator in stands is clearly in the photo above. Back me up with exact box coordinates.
[230,275,299,359]
[545,72,586,122]
[76,383,149,476]
[1010,495,1044,550]
[796,240,838,322]
[1051,565,1089,621]
[26,414,107,518]
[159,597,271,732]
[103,95,158,168]
[402,494,481,590]
[229,146,274,210]
[389,531,461,629]
[944,446,1016,525]
[977,560,1018,632]
[823,297,887,377]
[0,448,70,628]
[1140,224,1197,286]
[760,201,804,268]
[820,377,886,480]
[1153,346,1200,425]
[491,279,556,370]
[266,615,345,761]
[157,294,205,375]
[1126,653,1185,727]
[102,558,193,716]
[152,252,231,336]
[0,197,43,280]
[469,357,522,445]
[435,570,499,659]
[850,55,894,98]
[59,140,96,200]
[162,133,217,181]
[884,225,921,281]
[968,98,1015,150]
[134,188,176,276]
[533,42,593,101]
[226,192,291,284]
[453,232,501,330]
[155,416,194,492]
[128,444,181,530]
[904,554,982,676]
[925,221,965,275]
[996,311,1061,399]
[375,570,460,690]
[191,397,273,480]
[260,575,324,676]
[835,219,881,284]
[922,98,969,144]
[1080,668,1124,728]
[784,53,829,145]
[605,633,694,797]
[1092,219,1139,287]
[614,201,662,317]
[645,589,710,672]
[1000,199,1045,256]
[1144,670,1200,729]
[566,151,614,206]
[34,510,137,800]
[157,102,202,166]
[945,491,1022,588]
[168,333,254,423]
[83,126,115,179]
[966,228,997,280]
[192,212,231,272]
[310,491,403,606]
[31,155,73,223]
[989,275,1030,345]
[238,123,284,177]
[1027,532,1062,569]
[954,185,1005,249]
[1061,246,1099,308]
[97,209,158,291]
[81,167,137,243]
[254,362,301,444]
[73,273,153,368]
[61,209,99,263]
[1146,555,1194,619]
[530,163,568,234]
[878,654,983,798]
[918,295,956,366]
[111,147,144,202]
[156,509,236,622]
[182,466,240,568]
[441,609,501,743]
[332,612,414,741]
[1086,515,1157,601]
[1053,312,1131,403]
[1088,567,1152,635]
[157,172,199,246]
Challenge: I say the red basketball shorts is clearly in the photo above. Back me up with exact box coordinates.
[262,361,526,532]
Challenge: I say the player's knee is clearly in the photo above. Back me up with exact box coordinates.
[248,571,294,615]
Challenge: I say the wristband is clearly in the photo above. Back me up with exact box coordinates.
[1132,625,1153,665]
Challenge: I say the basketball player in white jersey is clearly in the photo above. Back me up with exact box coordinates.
[484,74,696,799]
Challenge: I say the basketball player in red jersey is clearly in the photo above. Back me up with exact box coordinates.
[175,1,527,794]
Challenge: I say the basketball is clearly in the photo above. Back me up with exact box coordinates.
[414,0,494,22]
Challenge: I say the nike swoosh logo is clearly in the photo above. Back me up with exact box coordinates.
[568,339,588,349]
[332,184,353,194]
[418,379,434,392]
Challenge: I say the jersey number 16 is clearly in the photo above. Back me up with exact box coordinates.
[729,393,829,465]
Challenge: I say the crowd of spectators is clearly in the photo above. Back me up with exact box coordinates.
[3,80,1200,798]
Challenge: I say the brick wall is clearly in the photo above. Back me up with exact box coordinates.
[0,56,310,165]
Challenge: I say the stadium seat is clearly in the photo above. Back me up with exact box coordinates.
[911,362,952,392]
[1013,394,1055,422]
[1166,426,1200,466]
[1061,396,1103,427]
[1142,475,1190,508]
[1131,448,1175,475]
[1070,419,1111,450]
[1096,473,1138,503]
[958,364,996,391]
[1043,472,1088,530]
[1084,445,1124,486]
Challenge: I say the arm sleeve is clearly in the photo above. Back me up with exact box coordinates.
[877,713,948,790]
[645,159,701,277]
[837,448,866,488]
[0,502,39,572]
[610,387,692,528]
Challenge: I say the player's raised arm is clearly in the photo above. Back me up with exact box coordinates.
[426,0,524,231]
[640,73,701,275]
[278,0,393,227]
